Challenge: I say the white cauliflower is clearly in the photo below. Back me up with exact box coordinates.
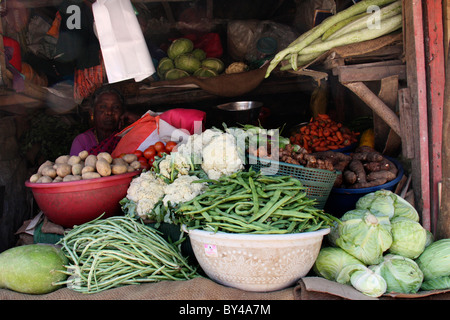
[157,152,192,181]
[177,128,222,165]
[125,171,166,217]
[201,133,244,180]
[162,175,206,206]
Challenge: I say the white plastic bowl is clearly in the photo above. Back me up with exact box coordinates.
[184,227,330,292]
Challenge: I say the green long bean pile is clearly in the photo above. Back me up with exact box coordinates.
[177,170,339,234]
[55,216,198,293]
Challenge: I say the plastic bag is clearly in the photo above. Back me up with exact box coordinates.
[92,0,155,83]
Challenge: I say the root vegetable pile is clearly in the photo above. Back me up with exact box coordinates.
[312,146,399,188]
[290,114,359,153]
[29,150,141,183]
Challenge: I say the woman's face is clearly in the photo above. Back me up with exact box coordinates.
[93,92,124,132]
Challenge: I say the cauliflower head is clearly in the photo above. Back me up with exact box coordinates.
[202,133,244,179]
[163,175,206,206]
[126,171,166,217]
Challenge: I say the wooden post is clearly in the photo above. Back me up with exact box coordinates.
[403,0,431,230]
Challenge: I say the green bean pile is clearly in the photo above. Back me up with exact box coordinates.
[55,215,198,293]
[177,170,339,234]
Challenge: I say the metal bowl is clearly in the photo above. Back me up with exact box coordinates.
[215,101,263,126]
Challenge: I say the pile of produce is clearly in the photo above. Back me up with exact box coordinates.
[265,0,403,76]
[311,146,399,188]
[178,169,338,234]
[29,150,140,183]
[134,140,178,170]
[157,38,225,80]
[314,189,450,297]
[55,215,198,293]
[120,128,246,224]
[289,114,360,153]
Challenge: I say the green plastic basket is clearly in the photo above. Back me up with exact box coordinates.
[248,154,338,209]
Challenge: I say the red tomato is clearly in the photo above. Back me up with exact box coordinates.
[157,151,165,158]
[154,141,166,153]
[138,156,150,170]
[143,146,156,159]
[133,150,143,158]
[165,141,177,153]
[148,157,155,167]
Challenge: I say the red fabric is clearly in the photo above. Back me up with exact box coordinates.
[181,33,223,58]
[3,36,21,71]
[159,108,206,135]
[88,132,121,156]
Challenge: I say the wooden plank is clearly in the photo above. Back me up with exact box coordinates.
[333,61,406,83]
[403,0,431,230]
[423,0,445,233]
[398,88,415,159]
[342,81,401,136]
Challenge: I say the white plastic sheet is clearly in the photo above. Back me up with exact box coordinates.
[92,0,155,83]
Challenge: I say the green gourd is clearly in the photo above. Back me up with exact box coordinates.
[0,244,68,294]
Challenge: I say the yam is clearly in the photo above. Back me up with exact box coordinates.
[55,163,72,178]
[96,159,111,177]
[82,172,101,180]
[367,170,397,182]
[71,163,83,176]
[97,152,113,164]
[122,154,138,164]
[67,155,81,166]
[85,154,97,168]
[55,155,70,164]
[41,166,57,179]
[78,150,89,160]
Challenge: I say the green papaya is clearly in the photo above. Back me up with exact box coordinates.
[0,244,68,294]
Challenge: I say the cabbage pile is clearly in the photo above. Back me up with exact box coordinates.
[157,38,225,80]
[314,189,450,297]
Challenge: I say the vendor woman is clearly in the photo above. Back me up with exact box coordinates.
[70,85,139,156]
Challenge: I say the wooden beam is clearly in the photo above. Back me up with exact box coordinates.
[403,0,431,230]
[333,60,406,83]
[423,0,445,234]
[342,81,401,136]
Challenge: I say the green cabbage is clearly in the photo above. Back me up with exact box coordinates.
[157,57,175,79]
[421,276,450,291]
[392,193,419,221]
[175,53,202,74]
[371,254,423,294]
[335,209,392,265]
[164,68,189,80]
[313,247,363,281]
[193,67,218,78]
[416,239,450,281]
[349,267,387,297]
[192,48,207,61]
[167,38,194,59]
[201,58,225,74]
[355,190,396,218]
[388,217,427,259]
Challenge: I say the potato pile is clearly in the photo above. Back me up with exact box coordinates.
[29,151,141,183]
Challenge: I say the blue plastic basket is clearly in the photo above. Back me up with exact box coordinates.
[248,154,338,209]
[324,157,404,217]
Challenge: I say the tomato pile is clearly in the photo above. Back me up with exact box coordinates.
[290,114,360,153]
[133,141,177,170]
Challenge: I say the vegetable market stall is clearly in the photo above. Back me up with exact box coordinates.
[1,0,450,302]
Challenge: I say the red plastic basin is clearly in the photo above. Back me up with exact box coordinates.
[25,171,139,228]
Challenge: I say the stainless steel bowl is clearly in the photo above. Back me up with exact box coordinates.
[215,101,263,126]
